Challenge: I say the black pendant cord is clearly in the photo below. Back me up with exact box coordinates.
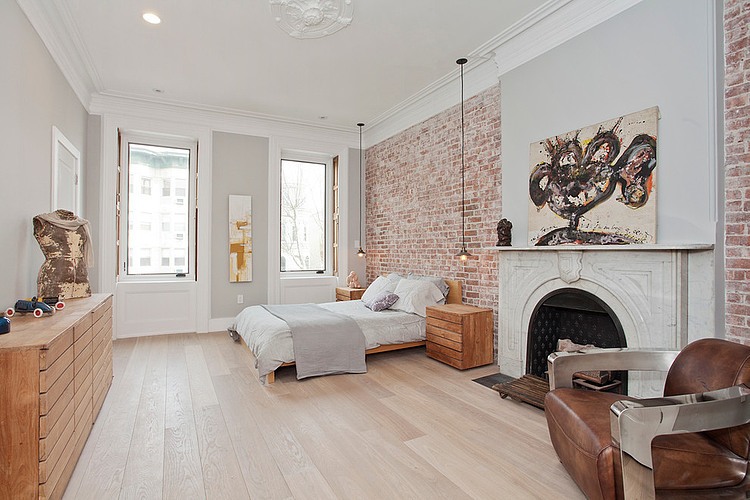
[357,122,365,257]
[456,57,469,260]
[460,61,466,250]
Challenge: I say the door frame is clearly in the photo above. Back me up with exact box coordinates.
[51,126,81,213]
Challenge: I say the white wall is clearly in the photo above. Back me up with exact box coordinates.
[0,0,88,307]
[501,0,719,247]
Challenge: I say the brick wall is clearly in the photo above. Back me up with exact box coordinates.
[365,84,501,345]
[725,0,750,344]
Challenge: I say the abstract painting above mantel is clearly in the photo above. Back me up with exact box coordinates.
[528,106,658,246]
[229,195,252,282]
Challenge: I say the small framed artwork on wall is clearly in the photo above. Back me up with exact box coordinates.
[229,195,252,282]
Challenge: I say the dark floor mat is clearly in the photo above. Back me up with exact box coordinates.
[472,372,514,389]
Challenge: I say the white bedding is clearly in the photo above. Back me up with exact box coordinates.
[231,300,426,379]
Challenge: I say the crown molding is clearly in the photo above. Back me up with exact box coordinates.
[366,0,645,147]
[20,0,644,148]
[17,0,101,110]
[89,92,360,147]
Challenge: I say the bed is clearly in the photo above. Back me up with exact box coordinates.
[230,278,461,383]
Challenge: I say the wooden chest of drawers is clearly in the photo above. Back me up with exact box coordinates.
[0,294,113,500]
[335,287,366,301]
[425,304,493,370]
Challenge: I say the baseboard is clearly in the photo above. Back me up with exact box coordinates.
[208,316,235,332]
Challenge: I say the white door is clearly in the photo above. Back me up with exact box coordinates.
[52,126,81,213]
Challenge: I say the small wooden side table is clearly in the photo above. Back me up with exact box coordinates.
[425,303,493,369]
[335,287,366,301]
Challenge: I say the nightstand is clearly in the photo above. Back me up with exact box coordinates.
[425,304,493,369]
[335,287,366,301]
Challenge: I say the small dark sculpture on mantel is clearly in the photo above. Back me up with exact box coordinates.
[496,218,512,246]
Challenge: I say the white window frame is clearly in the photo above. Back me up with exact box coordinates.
[267,136,350,305]
[279,151,333,276]
[118,132,198,282]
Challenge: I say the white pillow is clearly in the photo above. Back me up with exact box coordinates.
[390,279,444,317]
[360,275,398,304]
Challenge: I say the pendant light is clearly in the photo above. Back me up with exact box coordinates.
[356,122,366,258]
[456,57,472,261]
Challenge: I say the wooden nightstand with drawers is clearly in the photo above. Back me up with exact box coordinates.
[335,287,367,301]
[425,303,493,369]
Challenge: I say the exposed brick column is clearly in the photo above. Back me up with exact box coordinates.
[365,84,501,349]
[725,0,750,344]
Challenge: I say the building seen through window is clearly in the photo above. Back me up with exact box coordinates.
[125,143,191,275]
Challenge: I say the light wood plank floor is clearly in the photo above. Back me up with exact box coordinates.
[64,332,584,500]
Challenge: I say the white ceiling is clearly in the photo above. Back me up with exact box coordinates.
[33,0,549,129]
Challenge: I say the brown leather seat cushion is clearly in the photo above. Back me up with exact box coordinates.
[545,388,746,499]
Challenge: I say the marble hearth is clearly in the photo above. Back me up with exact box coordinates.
[494,245,715,397]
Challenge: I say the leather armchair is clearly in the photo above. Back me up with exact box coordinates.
[544,338,750,499]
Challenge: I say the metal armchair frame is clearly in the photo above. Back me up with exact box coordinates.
[548,348,750,499]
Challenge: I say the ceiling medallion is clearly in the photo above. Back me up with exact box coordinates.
[269,0,354,39]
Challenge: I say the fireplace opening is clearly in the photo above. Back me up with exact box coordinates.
[526,288,627,394]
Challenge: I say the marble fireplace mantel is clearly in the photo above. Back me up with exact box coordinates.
[491,244,715,397]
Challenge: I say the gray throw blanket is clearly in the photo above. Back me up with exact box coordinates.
[262,304,366,379]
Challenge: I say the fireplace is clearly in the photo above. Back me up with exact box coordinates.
[526,288,627,393]
[496,245,715,397]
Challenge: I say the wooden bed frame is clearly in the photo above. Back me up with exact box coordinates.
[254,279,462,384]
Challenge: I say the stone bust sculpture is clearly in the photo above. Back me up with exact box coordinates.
[496,218,512,246]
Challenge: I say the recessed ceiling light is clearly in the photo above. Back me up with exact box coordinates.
[142,12,161,25]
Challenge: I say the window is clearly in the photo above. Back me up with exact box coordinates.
[280,157,330,273]
[161,248,170,267]
[175,249,186,268]
[119,133,197,278]
[140,213,152,231]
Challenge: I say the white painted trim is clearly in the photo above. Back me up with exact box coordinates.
[268,137,281,304]
[209,317,236,333]
[51,126,82,214]
[366,60,500,147]
[90,93,360,147]
[23,0,643,150]
[16,0,98,110]
[707,0,725,339]
[705,0,719,225]
[267,136,351,304]
[366,0,645,146]
[98,113,212,334]
[117,132,198,282]
[196,134,212,333]
[98,114,117,295]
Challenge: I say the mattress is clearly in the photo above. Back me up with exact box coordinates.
[231,299,426,379]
